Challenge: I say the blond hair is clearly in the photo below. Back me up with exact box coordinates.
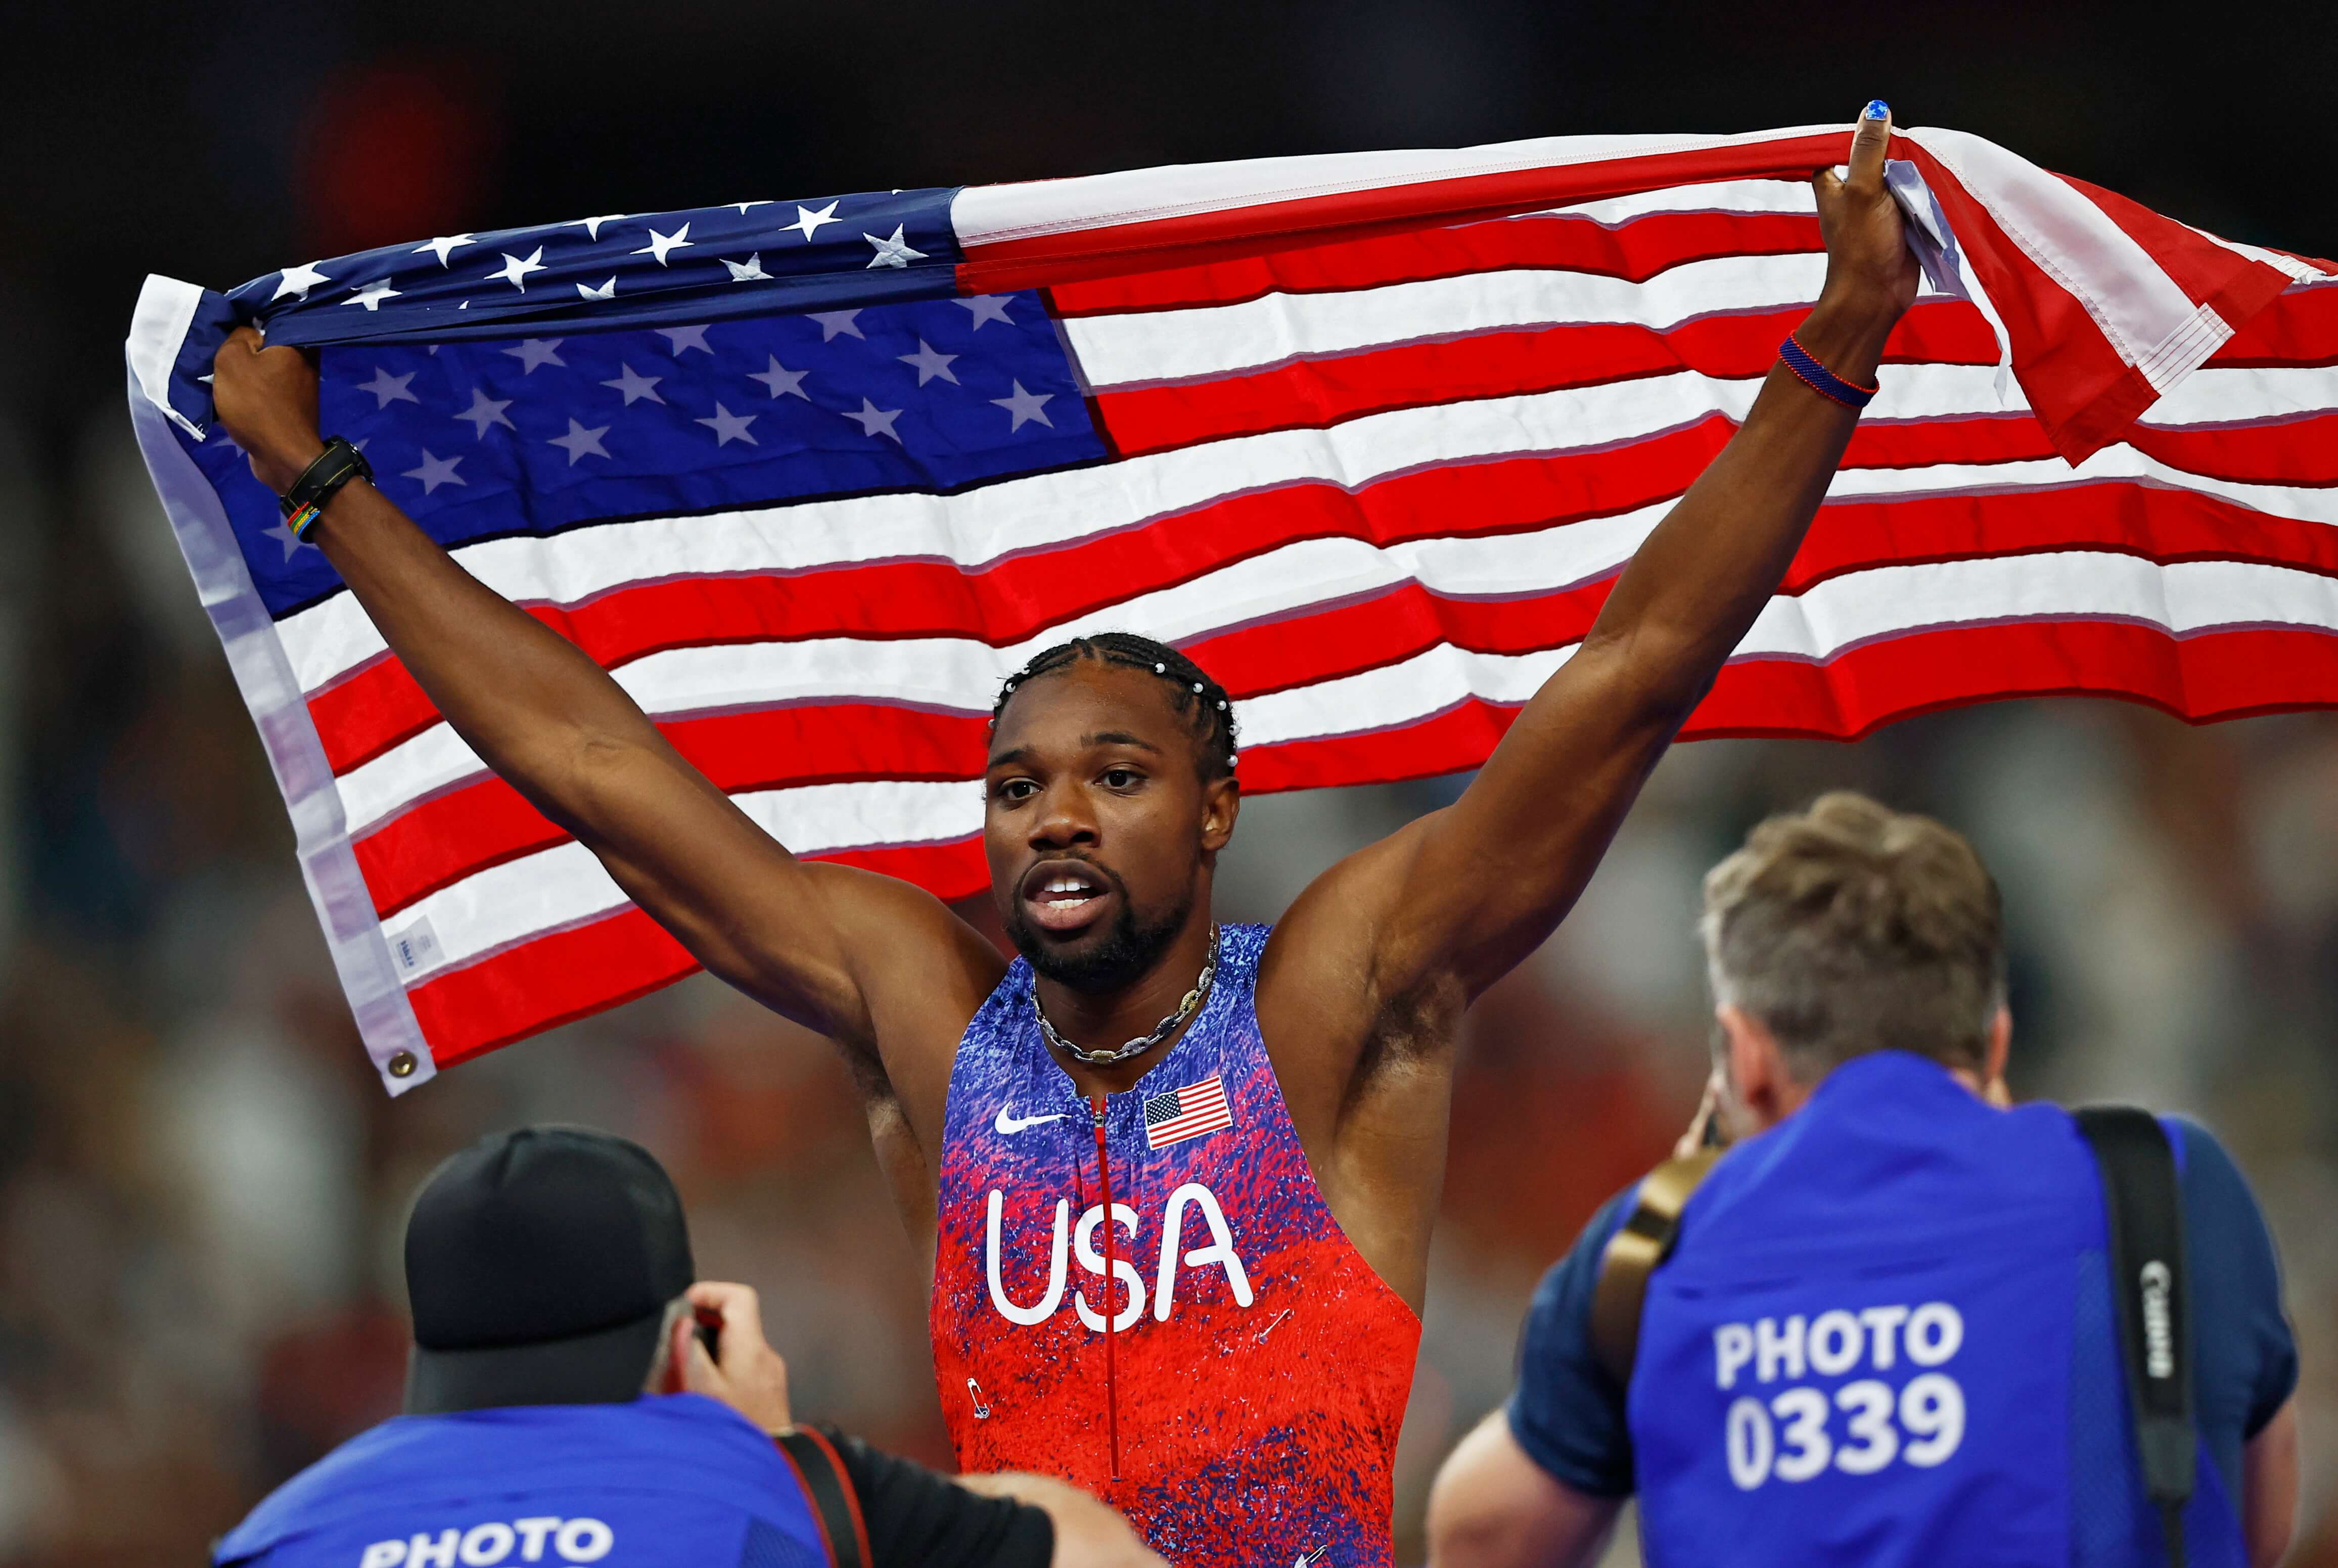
[1700,792,2004,1078]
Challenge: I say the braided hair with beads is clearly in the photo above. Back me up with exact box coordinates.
[988,633,1239,779]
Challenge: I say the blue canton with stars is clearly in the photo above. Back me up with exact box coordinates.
[186,293,1102,617]
[157,184,1109,618]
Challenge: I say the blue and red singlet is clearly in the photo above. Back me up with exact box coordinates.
[931,923,1422,1567]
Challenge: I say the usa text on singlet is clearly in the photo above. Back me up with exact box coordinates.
[932,924,1422,1568]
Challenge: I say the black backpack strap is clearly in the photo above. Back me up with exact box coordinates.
[776,1427,871,1568]
[2074,1106,2195,1568]
[1589,1146,1722,1385]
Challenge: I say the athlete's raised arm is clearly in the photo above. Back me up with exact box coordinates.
[1269,104,1919,1032]
[209,332,1005,1089]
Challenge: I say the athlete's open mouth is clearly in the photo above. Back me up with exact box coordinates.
[1018,858,1117,935]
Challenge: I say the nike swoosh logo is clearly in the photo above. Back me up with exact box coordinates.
[994,1108,1068,1136]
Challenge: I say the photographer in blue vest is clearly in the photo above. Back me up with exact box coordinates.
[1428,792,2299,1568]
[213,1126,1162,1568]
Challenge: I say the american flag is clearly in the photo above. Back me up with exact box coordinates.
[1144,1077,1236,1150]
[127,124,2337,1094]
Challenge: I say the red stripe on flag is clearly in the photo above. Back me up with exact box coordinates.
[352,706,990,917]
[408,837,987,1067]
[1235,619,2338,797]
[1091,299,2000,456]
[2207,281,2338,368]
[1047,207,1825,317]
[955,134,1852,296]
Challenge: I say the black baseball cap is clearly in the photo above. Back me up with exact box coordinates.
[403,1126,695,1415]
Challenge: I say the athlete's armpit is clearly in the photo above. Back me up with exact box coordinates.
[1269,106,1916,1027]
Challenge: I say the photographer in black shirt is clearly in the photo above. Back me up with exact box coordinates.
[213,1127,1160,1568]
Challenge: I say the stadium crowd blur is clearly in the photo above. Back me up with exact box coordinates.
[4,2,2335,1562]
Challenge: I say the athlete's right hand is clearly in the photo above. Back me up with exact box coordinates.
[212,325,326,492]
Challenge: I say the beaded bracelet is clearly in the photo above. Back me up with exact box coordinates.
[1777,334,1878,409]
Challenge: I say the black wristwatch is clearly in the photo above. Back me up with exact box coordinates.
[280,436,373,538]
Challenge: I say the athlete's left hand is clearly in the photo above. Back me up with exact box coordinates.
[672,1280,794,1434]
[1799,101,1923,386]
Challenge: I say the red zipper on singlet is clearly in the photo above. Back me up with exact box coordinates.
[1090,1092,1122,1482]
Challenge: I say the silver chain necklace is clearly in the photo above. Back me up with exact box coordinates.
[1035,926,1219,1067]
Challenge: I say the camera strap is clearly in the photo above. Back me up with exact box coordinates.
[776,1427,870,1568]
[1589,1145,1722,1385]
[2075,1106,2195,1568]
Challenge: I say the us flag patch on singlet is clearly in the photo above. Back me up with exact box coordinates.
[1144,1076,1234,1149]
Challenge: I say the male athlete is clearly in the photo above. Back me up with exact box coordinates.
[209,103,1916,1568]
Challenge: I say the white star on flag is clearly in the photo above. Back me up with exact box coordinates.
[696,403,759,446]
[633,223,694,265]
[547,420,611,466]
[415,235,475,266]
[485,248,545,291]
[455,389,516,437]
[786,201,840,242]
[357,367,420,408]
[991,381,1054,431]
[957,295,1015,330]
[897,340,959,386]
[748,357,809,399]
[731,200,773,215]
[722,254,772,283]
[658,324,713,357]
[844,398,904,442]
[570,214,627,240]
[863,225,927,269]
[810,310,863,342]
[272,261,332,302]
[402,451,467,495]
[503,339,566,373]
[263,521,314,561]
[347,281,402,311]
[577,278,618,301]
[601,364,665,405]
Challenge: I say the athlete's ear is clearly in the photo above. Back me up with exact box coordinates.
[1200,774,1240,853]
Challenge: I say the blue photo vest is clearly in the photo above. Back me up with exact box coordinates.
[213,1395,829,1568]
[1628,1052,2245,1568]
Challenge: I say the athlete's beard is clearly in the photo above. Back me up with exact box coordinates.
[1005,862,1194,996]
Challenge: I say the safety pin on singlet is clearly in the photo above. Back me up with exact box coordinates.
[967,1378,992,1419]
[1256,1308,1293,1343]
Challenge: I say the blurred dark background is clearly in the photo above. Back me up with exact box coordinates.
[2,3,2333,1562]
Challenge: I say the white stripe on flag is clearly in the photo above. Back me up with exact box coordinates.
[950,127,1847,246]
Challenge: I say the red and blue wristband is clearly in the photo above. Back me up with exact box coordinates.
[1777,333,1878,409]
